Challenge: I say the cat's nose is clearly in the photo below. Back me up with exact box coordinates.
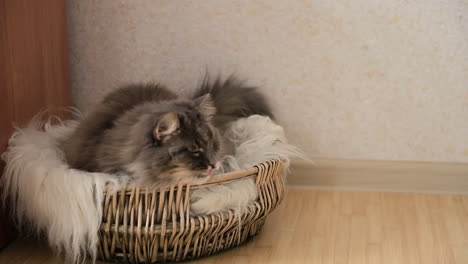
[207,162,220,175]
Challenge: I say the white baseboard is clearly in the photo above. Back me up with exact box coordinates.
[287,159,468,194]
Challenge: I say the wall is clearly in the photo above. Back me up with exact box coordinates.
[66,0,468,163]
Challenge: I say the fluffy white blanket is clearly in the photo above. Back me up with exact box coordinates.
[0,115,305,263]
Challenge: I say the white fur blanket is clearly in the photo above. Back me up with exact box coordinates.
[0,115,305,263]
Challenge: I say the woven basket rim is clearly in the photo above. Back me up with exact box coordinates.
[106,159,285,193]
[197,158,285,187]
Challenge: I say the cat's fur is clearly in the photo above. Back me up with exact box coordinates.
[61,77,273,188]
[193,76,274,128]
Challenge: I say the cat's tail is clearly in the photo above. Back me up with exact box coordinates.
[193,76,274,128]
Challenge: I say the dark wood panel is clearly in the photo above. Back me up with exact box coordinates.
[0,0,72,249]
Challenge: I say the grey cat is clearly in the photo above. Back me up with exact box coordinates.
[60,77,273,188]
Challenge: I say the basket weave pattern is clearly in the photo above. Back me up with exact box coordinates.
[98,159,285,263]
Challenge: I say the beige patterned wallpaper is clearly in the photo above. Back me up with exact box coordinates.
[66,0,468,163]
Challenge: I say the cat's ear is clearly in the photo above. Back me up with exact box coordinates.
[194,94,216,121]
[154,112,179,141]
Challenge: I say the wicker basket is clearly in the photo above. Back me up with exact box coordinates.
[98,159,285,263]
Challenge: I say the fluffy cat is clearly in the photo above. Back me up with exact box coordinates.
[60,77,273,188]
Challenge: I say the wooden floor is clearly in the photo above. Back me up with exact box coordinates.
[1,189,468,264]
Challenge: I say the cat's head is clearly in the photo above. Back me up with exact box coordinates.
[126,94,223,187]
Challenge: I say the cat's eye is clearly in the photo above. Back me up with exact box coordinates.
[186,145,203,157]
[188,149,202,157]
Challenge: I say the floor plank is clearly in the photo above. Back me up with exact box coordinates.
[1,189,468,264]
